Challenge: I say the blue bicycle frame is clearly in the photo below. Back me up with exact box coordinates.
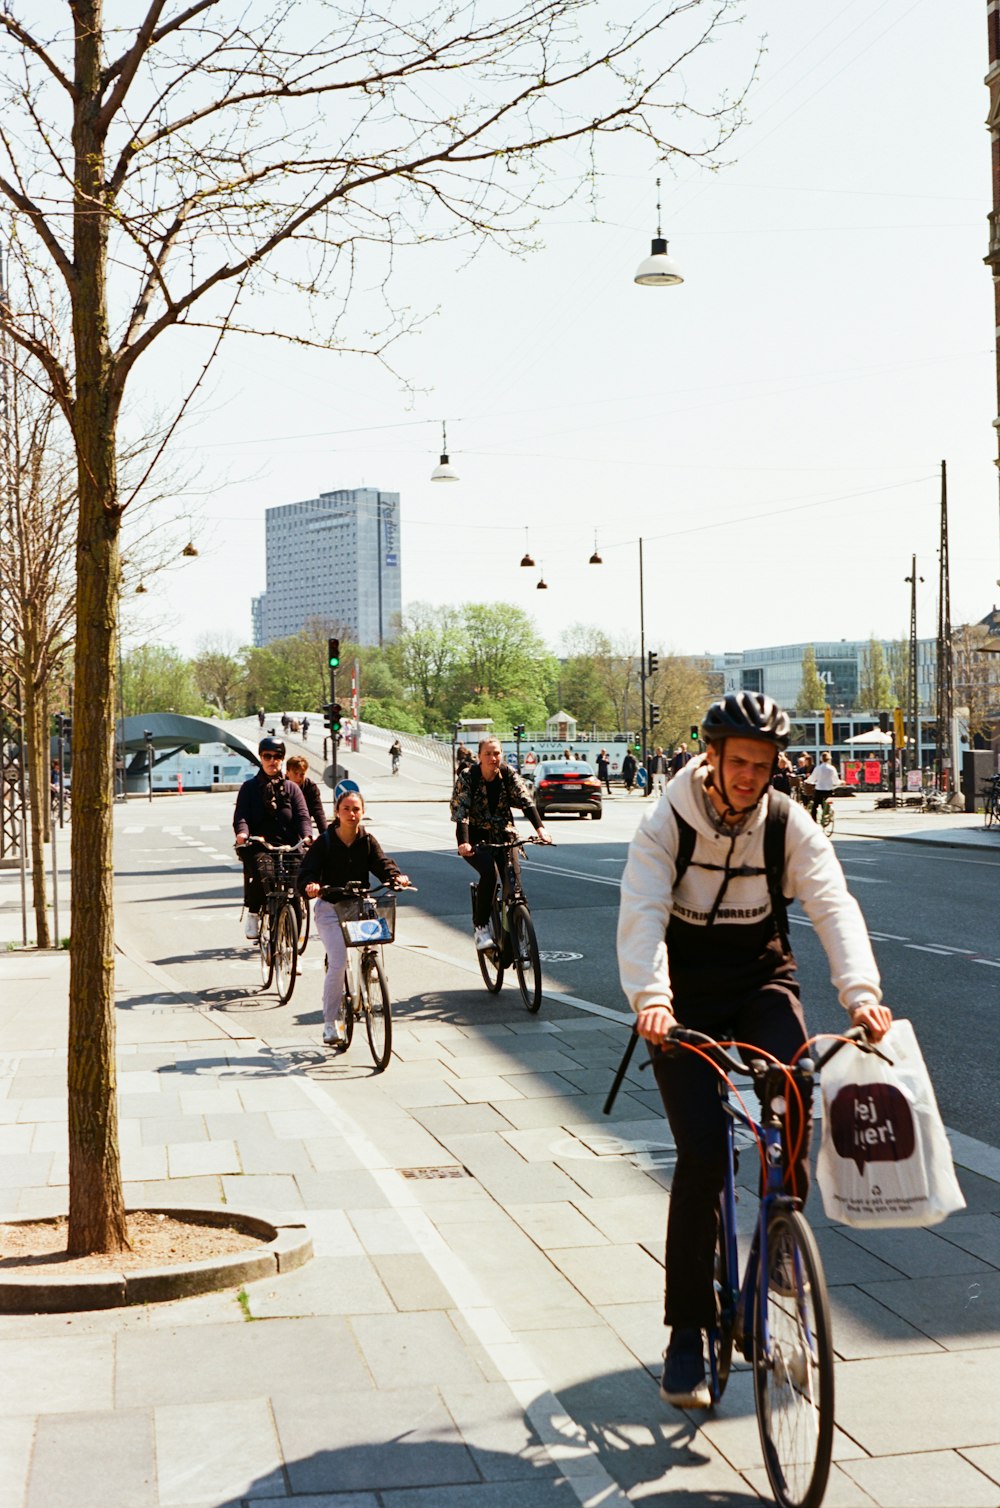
[709,1062,813,1400]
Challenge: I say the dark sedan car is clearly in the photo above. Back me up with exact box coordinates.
[532,760,602,820]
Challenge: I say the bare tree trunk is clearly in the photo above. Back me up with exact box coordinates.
[66,1,128,1256]
[22,622,51,948]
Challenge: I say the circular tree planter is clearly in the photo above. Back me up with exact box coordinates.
[0,1206,313,1313]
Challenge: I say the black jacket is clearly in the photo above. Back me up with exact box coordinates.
[301,777,328,834]
[297,824,400,893]
[233,772,310,844]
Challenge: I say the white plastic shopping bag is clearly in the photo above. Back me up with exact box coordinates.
[816,1019,965,1228]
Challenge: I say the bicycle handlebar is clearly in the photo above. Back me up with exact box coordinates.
[663,1023,889,1077]
[316,880,417,900]
[236,836,306,851]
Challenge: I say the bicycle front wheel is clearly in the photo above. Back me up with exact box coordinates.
[820,803,834,837]
[362,953,392,1071]
[273,902,299,1003]
[753,1209,834,1508]
[710,1210,735,1400]
[258,911,274,988]
[477,888,505,994]
[296,893,310,952]
[511,903,542,1013]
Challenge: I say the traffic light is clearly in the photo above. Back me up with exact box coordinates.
[878,711,890,735]
[647,650,659,677]
[514,724,526,738]
[823,707,833,744]
[324,702,343,734]
[690,724,699,741]
[893,707,905,745]
[649,702,660,727]
[56,711,72,744]
[327,637,340,669]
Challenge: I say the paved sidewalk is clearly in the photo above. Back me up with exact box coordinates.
[0,923,998,1506]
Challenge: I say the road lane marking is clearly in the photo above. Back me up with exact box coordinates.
[400,943,631,1025]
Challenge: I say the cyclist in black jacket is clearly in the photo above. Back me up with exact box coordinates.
[233,737,310,938]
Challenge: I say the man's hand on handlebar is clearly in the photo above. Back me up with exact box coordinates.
[634,1002,678,1047]
[534,825,553,845]
[235,832,248,846]
[848,1001,893,1043]
[457,842,474,857]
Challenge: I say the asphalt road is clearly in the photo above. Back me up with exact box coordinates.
[112,788,1000,1145]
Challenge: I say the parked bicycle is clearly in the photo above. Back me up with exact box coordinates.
[319,880,414,1071]
[472,836,548,1013]
[607,1024,883,1508]
[981,774,1000,828]
[240,837,306,1004]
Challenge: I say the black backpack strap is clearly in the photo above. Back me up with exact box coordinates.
[672,809,697,883]
[763,791,791,954]
[672,797,791,952]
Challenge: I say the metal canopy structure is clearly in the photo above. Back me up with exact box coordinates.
[117,714,260,768]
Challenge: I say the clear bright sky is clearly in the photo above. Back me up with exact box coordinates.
[123,0,996,663]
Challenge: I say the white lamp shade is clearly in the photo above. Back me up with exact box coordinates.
[431,453,460,482]
[634,237,683,287]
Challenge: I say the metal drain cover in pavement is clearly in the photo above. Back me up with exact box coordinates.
[538,951,583,962]
[399,1166,471,1180]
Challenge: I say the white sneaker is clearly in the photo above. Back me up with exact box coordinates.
[323,1024,346,1048]
[244,913,260,940]
[474,925,493,952]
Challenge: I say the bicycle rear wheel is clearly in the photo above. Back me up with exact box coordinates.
[753,1209,834,1508]
[511,903,542,1013]
[273,902,299,1003]
[477,887,505,994]
[258,910,274,988]
[362,953,392,1071]
[820,802,834,837]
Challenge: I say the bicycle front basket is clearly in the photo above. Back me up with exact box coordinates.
[255,849,302,894]
[339,895,396,947]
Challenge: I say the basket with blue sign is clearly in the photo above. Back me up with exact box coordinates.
[339,894,396,947]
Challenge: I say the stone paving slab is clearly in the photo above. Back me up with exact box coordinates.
[27,1408,156,1508]
[840,1449,1000,1507]
[270,1387,479,1494]
[154,1396,285,1505]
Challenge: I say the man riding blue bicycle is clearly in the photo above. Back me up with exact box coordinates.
[451,736,552,950]
[616,692,892,1410]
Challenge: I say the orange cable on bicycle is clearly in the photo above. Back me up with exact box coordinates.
[668,1039,769,1181]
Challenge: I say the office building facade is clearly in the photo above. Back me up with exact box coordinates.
[712,639,936,711]
[252,487,401,646]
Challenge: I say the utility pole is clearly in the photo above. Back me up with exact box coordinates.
[638,538,647,791]
[935,461,956,795]
[905,555,923,777]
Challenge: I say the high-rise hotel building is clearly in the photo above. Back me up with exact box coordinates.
[251,487,401,646]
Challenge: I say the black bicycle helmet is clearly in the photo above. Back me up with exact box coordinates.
[701,692,790,751]
[258,735,286,758]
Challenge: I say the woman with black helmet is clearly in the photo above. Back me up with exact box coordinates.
[616,691,892,1411]
[233,735,311,938]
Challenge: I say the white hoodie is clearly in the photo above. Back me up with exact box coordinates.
[617,755,882,1017]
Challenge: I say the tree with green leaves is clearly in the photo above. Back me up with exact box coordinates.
[796,645,828,716]
[120,646,207,719]
[857,636,893,713]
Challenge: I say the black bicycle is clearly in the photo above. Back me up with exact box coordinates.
[982,774,1000,828]
[241,837,305,1004]
[471,836,547,1013]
